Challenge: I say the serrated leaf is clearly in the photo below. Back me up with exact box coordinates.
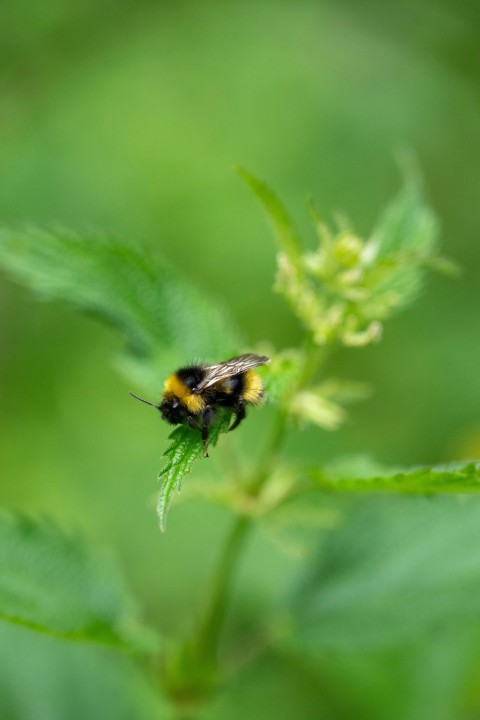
[0,513,158,651]
[0,623,167,720]
[371,177,438,257]
[236,167,304,270]
[157,409,232,531]
[311,460,480,495]
[0,227,241,393]
[364,177,440,312]
[286,495,480,652]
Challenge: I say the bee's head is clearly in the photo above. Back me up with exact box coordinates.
[130,391,188,425]
[159,397,188,425]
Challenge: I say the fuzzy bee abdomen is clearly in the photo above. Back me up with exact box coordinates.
[243,370,264,405]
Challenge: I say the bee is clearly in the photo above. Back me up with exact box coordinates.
[130,353,270,456]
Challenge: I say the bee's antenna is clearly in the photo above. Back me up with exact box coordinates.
[129,392,159,409]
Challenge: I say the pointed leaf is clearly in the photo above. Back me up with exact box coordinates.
[0,623,167,720]
[311,460,480,495]
[286,495,480,652]
[0,227,241,392]
[371,176,438,257]
[0,513,158,651]
[237,167,304,270]
[157,409,232,531]
[365,177,440,312]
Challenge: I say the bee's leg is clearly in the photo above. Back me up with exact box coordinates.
[229,401,246,432]
[200,406,216,458]
[186,413,209,457]
[201,426,209,458]
[188,415,200,430]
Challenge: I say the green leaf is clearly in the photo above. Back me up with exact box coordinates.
[0,512,157,651]
[261,348,304,403]
[280,629,477,720]
[290,390,346,430]
[261,485,342,559]
[157,409,232,531]
[286,495,480,652]
[236,167,304,270]
[0,623,167,720]
[311,460,480,495]
[364,177,440,312]
[0,227,241,393]
[372,177,438,256]
[288,378,371,431]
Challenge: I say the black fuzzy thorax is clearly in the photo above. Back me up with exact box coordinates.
[176,365,207,390]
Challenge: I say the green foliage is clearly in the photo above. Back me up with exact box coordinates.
[290,379,371,431]
[261,348,304,403]
[286,495,480,652]
[0,227,241,393]
[0,227,246,531]
[311,460,480,494]
[364,177,441,313]
[236,166,304,271]
[240,169,444,347]
[0,167,475,720]
[372,173,438,257]
[157,409,232,531]
[0,623,166,720]
[2,2,480,717]
[0,512,157,651]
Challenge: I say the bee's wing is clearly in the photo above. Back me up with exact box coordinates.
[195,353,271,391]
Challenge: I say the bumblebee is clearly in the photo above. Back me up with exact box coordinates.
[130,353,270,456]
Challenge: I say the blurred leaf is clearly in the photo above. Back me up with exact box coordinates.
[261,489,342,559]
[364,176,440,313]
[288,378,371,431]
[290,390,346,430]
[0,623,167,720]
[0,512,157,651]
[157,409,232,531]
[243,168,444,348]
[311,460,480,495]
[281,628,478,720]
[371,173,438,256]
[424,253,461,277]
[236,167,304,270]
[285,495,480,652]
[317,377,372,405]
[262,348,304,403]
[0,227,241,392]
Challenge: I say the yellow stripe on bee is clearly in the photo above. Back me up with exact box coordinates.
[163,374,205,413]
[243,370,264,405]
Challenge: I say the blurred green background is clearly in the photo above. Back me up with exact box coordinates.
[1,1,480,718]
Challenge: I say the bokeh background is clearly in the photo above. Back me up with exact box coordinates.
[1,1,480,718]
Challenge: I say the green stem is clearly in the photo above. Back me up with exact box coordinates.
[195,397,296,661]
[192,406,288,674]
[249,338,324,496]
[248,406,290,496]
[197,338,324,656]
[183,336,326,705]
[196,514,250,661]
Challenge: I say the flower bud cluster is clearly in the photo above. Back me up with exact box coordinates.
[274,222,431,347]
